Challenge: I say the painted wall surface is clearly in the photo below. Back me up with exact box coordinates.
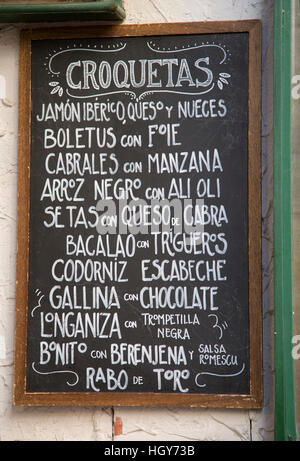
[0,0,274,441]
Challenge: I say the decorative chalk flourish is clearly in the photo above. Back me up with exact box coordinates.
[66,84,216,102]
[147,41,228,65]
[32,362,79,387]
[217,72,231,90]
[48,43,127,75]
[66,88,138,100]
[208,314,229,340]
[195,363,245,388]
[31,289,44,318]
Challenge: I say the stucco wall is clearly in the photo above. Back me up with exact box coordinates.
[0,0,274,441]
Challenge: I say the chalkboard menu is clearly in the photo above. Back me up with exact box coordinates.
[14,22,262,407]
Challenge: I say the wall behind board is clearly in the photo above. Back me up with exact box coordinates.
[0,0,274,441]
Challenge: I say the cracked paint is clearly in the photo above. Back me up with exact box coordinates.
[114,417,123,437]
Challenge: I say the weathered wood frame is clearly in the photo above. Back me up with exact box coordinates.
[14,21,262,408]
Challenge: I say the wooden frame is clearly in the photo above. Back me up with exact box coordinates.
[14,21,262,408]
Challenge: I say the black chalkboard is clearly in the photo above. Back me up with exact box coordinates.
[14,22,262,407]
